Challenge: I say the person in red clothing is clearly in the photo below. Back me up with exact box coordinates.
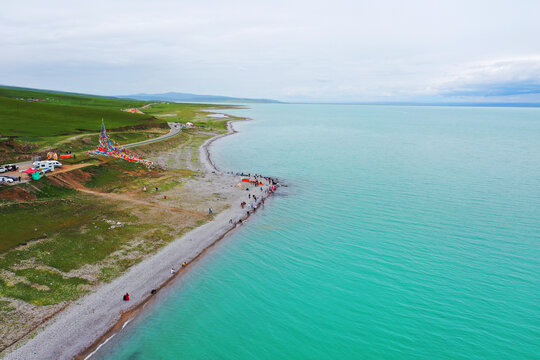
[123,293,130,301]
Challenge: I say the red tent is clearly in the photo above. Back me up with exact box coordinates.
[21,168,38,173]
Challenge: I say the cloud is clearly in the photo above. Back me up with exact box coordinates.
[2,1,540,101]
[429,57,540,98]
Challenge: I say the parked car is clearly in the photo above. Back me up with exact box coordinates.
[0,167,6,173]
[2,175,18,181]
[0,176,14,184]
[3,164,19,171]
[40,165,55,174]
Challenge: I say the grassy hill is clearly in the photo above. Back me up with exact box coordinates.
[0,86,161,138]
[0,85,147,108]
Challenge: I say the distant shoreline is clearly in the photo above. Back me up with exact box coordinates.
[289,101,540,108]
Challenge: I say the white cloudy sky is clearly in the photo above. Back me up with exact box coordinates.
[2,0,540,102]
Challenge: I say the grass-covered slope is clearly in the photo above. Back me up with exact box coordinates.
[0,86,161,138]
[0,85,147,108]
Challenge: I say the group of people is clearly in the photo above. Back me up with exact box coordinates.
[227,171,279,188]
[170,262,188,274]
[123,261,188,302]
[236,174,280,223]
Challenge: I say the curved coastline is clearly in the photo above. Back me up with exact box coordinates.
[4,117,278,360]
[200,119,242,173]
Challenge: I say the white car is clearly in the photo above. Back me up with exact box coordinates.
[0,167,6,173]
[41,166,55,174]
[0,176,14,184]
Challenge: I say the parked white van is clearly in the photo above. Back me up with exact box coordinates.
[33,160,62,169]
[33,163,55,173]
[49,160,63,168]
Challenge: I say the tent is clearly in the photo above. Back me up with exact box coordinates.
[21,168,38,174]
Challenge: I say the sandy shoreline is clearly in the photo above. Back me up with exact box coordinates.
[201,120,240,172]
[4,119,278,360]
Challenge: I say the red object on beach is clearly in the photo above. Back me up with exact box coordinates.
[60,154,73,159]
[242,178,250,182]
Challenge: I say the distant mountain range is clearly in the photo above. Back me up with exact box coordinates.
[121,92,282,103]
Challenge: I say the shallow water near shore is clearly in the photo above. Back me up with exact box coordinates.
[94,104,540,359]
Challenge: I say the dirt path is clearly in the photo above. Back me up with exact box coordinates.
[123,122,182,149]
[53,163,94,174]
[56,133,92,144]
[52,173,206,218]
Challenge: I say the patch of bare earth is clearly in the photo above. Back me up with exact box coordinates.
[0,187,36,202]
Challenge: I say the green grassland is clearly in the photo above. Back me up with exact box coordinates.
[0,96,157,138]
[81,159,164,192]
[0,175,173,303]
[0,181,78,253]
[0,269,90,306]
[0,86,165,163]
[0,85,147,109]
[0,86,241,163]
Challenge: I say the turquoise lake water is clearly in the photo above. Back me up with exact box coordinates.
[95,104,540,359]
